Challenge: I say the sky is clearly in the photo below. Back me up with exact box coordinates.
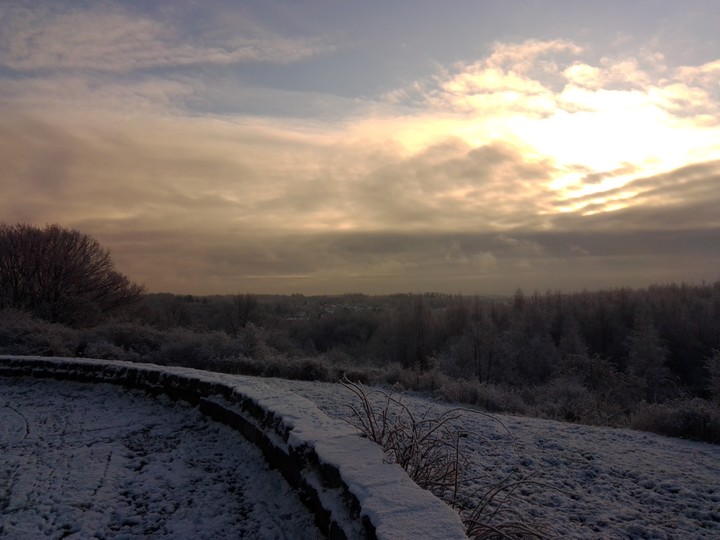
[1,0,719,295]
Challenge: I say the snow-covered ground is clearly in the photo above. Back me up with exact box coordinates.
[2,369,720,539]
[272,377,720,539]
[0,376,322,539]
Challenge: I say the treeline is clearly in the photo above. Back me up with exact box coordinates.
[125,284,720,397]
[2,283,720,442]
[3,224,717,441]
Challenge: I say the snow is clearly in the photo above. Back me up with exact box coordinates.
[271,377,720,539]
[191,376,468,538]
[2,355,719,539]
[0,356,468,539]
[0,376,320,539]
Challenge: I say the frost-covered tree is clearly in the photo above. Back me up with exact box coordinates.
[391,295,435,371]
[558,313,588,361]
[627,315,673,402]
[706,349,720,403]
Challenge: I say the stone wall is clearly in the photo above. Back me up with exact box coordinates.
[0,355,468,539]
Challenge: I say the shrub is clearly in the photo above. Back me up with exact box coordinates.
[150,329,241,368]
[0,308,78,356]
[380,367,450,395]
[438,379,527,415]
[706,349,720,403]
[201,355,262,376]
[439,378,482,405]
[375,362,407,387]
[83,339,137,361]
[472,384,527,415]
[238,323,273,361]
[630,398,720,444]
[91,322,166,358]
[535,377,596,423]
[282,356,333,381]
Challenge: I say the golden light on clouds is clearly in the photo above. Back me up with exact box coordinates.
[370,41,720,220]
[288,40,720,233]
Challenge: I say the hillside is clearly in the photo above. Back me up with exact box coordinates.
[2,367,719,538]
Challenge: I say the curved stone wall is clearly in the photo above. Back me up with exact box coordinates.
[0,355,468,539]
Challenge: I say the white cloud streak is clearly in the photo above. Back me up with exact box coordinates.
[0,4,329,72]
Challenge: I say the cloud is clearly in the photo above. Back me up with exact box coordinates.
[423,39,720,152]
[3,106,717,295]
[92,227,720,295]
[0,109,556,237]
[0,3,329,72]
[347,140,557,231]
[2,19,720,294]
[426,39,581,117]
[0,75,195,117]
[676,59,720,87]
[552,160,720,228]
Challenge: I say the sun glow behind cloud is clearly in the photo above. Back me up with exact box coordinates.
[368,41,720,220]
[1,3,720,294]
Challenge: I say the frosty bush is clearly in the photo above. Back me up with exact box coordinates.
[83,339,137,361]
[473,384,527,415]
[91,322,166,358]
[0,308,78,357]
[381,367,450,394]
[706,349,720,404]
[630,398,720,443]
[535,377,596,423]
[150,329,241,368]
[237,323,272,361]
[280,356,332,381]
[438,379,527,415]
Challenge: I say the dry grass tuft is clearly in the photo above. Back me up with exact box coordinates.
[340,377,559,539]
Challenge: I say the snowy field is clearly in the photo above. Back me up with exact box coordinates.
[0,376,322,539]
[2,371,720,539]
[272,377,720,539]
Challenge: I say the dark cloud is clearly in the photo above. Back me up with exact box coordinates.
[578,164,640,185]
[350,140,557,231]
[86,225,718,295]
[553,160,720,230]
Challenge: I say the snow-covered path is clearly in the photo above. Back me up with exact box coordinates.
[0,377,321,539]
[271,377,720,539]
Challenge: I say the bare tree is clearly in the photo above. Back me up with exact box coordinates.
[0,223,145,325]
[226,293,259,335]
[391,295,435,371]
